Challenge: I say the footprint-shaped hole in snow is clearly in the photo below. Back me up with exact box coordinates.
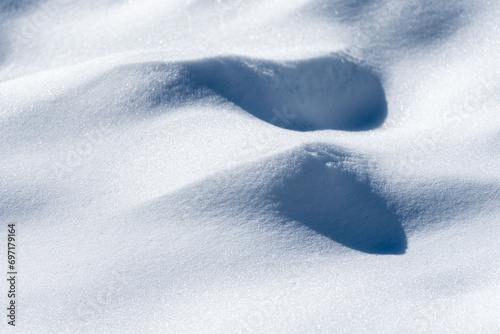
[186,55,387,131]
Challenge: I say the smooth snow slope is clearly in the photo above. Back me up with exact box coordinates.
[1,0,500,333]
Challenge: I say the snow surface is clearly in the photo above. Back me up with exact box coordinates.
[1,0,500,333]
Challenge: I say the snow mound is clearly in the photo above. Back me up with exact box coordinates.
[2,0,500,332]
[135,143,406,254]
[37,55,387,132]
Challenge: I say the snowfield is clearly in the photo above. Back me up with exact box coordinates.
[1,0,500,333]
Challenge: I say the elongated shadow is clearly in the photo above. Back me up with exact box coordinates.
[272,147,406,254]
[186,55,387,131]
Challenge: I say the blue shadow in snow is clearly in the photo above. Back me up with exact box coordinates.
[272,147,406,254]
[186,56,387,132]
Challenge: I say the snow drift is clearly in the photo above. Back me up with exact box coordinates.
[1,0,500,333]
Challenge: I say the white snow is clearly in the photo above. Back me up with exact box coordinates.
[1,0,500,333]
